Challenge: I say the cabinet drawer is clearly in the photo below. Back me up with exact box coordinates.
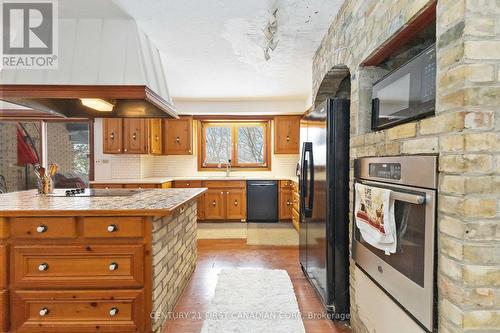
[90,184,124,189]
[174,180,203,188]
[12,289,144,333]
[13,245,144,289]
[123,183,157,189]
[82,217,144,238]
[280,180,294,189]
[0,245,6,289]
[204,180,245,188]
[0,290,7,333]
[12,217,76,239]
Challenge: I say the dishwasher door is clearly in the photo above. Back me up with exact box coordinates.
[246,180,278,222]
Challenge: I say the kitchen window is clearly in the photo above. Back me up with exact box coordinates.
[199,120,270,170]
[0,119,93,193]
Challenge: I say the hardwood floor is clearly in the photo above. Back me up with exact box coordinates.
[162,239,351,333]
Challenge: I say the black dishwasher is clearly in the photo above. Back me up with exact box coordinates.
[246,180,278,222]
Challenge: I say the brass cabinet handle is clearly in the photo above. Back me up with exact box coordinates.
[286,200,291,206]
[234,200,238,206]
[37,225,47,233]
[109,262,119,271]
[176,137,180,143]
[286,136,290,142]
[39,308,49,317]
[124,148,128,152]
[226,191,229,194]
[109,307,119,317]
[38,263,49,272]
[110,133,115,140]
[107,224,118,233]
[212,200,216,207]
[155,135,159,141]
[132,133,137,140]
[117,148,121,152]
[186,183,190,186]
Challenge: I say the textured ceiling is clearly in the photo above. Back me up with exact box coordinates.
[59,0,343,100]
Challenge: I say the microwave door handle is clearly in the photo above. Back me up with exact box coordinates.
[391,192,426,205]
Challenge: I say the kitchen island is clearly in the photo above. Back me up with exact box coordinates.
[0,188,206,333]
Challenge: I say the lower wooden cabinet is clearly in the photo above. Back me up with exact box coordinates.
[279,189,292,220]
[0,245,7,289]
[0,289,8,333]
[225,189,246,220]
[292,207,300,231]
[174,181,205,220]
[203,189,226,220]
[12,289,145,333]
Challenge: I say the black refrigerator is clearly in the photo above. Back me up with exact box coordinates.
[299,98,350,317]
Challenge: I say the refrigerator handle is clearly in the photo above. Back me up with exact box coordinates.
[302,142,313,218]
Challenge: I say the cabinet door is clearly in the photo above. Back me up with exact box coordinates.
[279,189,293,220]
[103,119,123,154]
[203,189,225,220]
[163,117,192,155]
[149,119,162,155]
[225,189,246,220]
[274,116,300,154]
[197,196,205,220]
[123,119,148,154]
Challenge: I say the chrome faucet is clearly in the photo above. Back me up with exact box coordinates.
[218,159,231,177]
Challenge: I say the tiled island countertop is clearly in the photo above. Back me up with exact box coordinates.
[0,188,206,333]
[0,188,207,216]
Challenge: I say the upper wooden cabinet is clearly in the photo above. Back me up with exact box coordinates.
[103,118,123,154]
[103,118,162,155]
[149,119,162,155]
[163,116,193,155]
[274,115,300,154]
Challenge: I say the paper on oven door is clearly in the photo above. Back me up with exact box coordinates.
[355,183,397,254]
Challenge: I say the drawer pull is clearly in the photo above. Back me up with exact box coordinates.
[109,262,119,271]
[286,136,290,142]
[212,200,216,207]
[176,136,180,143]
[186,183,190,186]
[109,307,119,317]
[234,200,238,206]
[38,263,49,272]
[36,224,48,233]
[107,224,118,233]
[39,308,49,317]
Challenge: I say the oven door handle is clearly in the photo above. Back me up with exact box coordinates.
[391,191,425,205]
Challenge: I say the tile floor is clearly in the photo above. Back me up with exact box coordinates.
[162,239,351,333]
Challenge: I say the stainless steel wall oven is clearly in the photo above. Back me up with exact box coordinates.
[352,155,437,331]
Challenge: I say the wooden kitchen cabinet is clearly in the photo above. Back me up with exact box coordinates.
[149,119,162,155]
[123,118,148,154]
[102,118,162,155]
[0,289,7,333]
[103,118,123,154]
[274,116,300,154]
[174,180,205,220]
[226,189,246,220]
[279,189,293,220]
[203,189,226,220]
[163,116,193,155]
[0,245,7,289]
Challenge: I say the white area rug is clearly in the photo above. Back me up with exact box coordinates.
[201,269,306,333]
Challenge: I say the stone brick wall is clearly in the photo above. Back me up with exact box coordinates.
[151,201,197,333]
[312,0,500,332]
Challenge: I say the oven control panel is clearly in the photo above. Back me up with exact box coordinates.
[369,163,401,180]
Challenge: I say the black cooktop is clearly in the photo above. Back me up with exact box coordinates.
[46,188,140,197]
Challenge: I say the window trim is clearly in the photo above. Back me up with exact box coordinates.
[197,119,271,171]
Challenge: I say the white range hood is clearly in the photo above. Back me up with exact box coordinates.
[0,18,177,118]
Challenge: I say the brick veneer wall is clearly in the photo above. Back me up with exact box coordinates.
[151,201,197,332]
[312,0,500,332]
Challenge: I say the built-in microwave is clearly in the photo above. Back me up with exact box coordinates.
[371,44,436,130]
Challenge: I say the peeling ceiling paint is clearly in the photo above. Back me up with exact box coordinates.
[63,0,344,100]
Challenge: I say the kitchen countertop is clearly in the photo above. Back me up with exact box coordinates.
[0,188,207,217]
[90,175,297,183]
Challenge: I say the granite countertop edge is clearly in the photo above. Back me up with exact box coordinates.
[0,188,207,217]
